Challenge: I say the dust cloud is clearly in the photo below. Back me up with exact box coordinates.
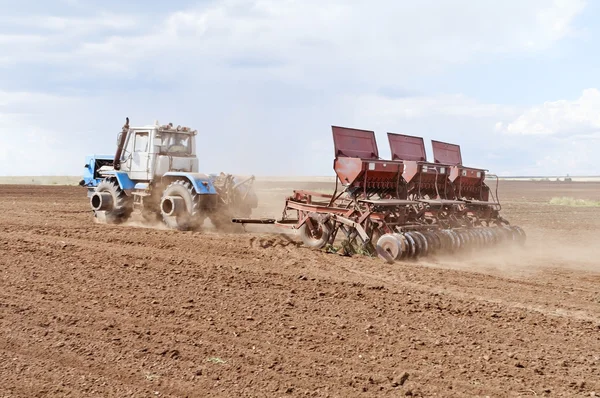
[121,214,169,230]
[419,230,600,277]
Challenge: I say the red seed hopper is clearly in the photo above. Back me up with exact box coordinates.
[431,140,490,202]
[387,133,453,201]
[332,126,405,198]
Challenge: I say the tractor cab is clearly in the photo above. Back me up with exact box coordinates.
[117,121,199,181]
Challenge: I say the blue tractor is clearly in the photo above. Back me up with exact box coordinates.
[83,118,258,231]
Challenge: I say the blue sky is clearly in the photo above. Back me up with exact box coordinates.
[0,0,599,176]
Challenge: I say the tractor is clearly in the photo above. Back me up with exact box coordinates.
[83,118,257,231]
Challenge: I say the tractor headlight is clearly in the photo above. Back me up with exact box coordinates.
[440,167,445,174]
[476,171,482,178]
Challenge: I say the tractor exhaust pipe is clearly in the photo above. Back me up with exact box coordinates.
[90,192,114,211]
[113,117,129,170]
[161,196,185,216]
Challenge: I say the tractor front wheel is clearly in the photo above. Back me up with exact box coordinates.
[90,179,132,224]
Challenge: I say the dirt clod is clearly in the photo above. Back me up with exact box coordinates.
[391,372,410,387]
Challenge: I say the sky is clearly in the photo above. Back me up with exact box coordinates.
[0,0,599,177]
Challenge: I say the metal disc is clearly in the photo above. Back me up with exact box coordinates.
[492,227,502,244]
[394,233,409,260]
[456,230,469,250]
[502,225,516,242]
[473,228,485,248]
[465,229,476,249]
[432,230,449,253]
[480,228,491,246]
[487,228,498,245]
[453,229,464,251]
[412,231,429,257]
[423,231,441,254]
[441,230,457,252]
[403,232,417,258]
[466,229,476,248]
[376,234,401,264]
[439,230,453,252]
[404,232,421,258]
[511,226,527,245]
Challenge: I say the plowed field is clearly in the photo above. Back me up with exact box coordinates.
[1,181,599,397]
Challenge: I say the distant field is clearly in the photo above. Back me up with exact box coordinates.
[0,176,82,185]
[0,175,599,186]
[500,176,600,182]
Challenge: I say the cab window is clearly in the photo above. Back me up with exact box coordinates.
[134,132,149,152]
[160,132,192,155]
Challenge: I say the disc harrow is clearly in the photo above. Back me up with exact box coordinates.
[234,126,526,263]
[374,225,524,263]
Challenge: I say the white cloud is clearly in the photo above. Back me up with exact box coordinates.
[498,88,600,135]
[0,0,588,81]
[347,93,518,120]
[491,88,600,175]
[0,91,96,176]
[0,13,139,32]
[535,0,586,41]
[0,12,140,68]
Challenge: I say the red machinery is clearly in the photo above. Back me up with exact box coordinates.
[234,126,525,263]
[432,140,489,201]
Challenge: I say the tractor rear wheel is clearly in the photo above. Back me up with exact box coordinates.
[91,179,132,224]
[160,180,200,231]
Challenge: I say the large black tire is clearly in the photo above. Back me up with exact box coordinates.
[160,180,201,231]
[93,179,132,224]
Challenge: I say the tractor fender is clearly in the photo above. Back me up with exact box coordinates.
[162,172,217,195]
[102,171,136,191]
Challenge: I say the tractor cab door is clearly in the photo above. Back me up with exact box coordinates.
[126,130,151,181]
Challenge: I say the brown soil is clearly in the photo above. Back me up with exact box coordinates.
[0,181,599,397]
